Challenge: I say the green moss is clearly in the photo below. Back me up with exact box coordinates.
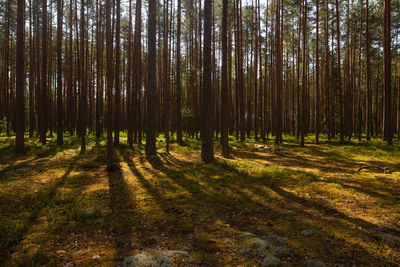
[0,133,399,266]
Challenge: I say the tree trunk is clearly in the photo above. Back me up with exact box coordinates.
[15,0,25,153]
[201,0,214,163]
[146,0,159,160]
[176,0,183,145]
[40,0,48,144]
[106,0,114,170]
[221,0,229,157]
[114,0,121,145]
[315,0,320,144]
[57,0,63,146]
[80,0,87,153]
[383,0,392,145]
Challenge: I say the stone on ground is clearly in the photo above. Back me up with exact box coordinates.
[261,255,282,267]
[300,229,320,237]
[304,259,326,267]
[121,252,173,267]
[241,238,271,258]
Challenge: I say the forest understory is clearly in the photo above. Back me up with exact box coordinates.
[0,133,399,266]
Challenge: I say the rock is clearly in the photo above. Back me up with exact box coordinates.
[121,253,173,267]
[92,254,101,260]
[260,235,288,247]
[261,256,282,267]
[270,246,290,257]
[241,238,271,258]
[300,229,320,237]
[304,259,326,267]
[239,231,256,238]
[145,249,190,258]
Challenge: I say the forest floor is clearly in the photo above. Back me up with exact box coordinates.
[0,133,399,266]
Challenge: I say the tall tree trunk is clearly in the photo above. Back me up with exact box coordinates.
[146,0,159,160]
[335,0,344,141]
[106,0,114,169]
[221,0,229,157]
[29,0,35,138]
[163,0,170,153]
[176,0,183,145]
[40,0,48,144]
[383,0,392,145]
[324,0,330,140]
[15,0,25,153]
[201,0,214,163]
[366,0,372,140]
[357,0,363,141]
[300,0,307,147]
[133,0,142,145]
[315,0,320,144]
[127,0,133,146]
[80,0,87,152]
[275,0,282,144]
[57,0,63,146]
[114,0,121,145]
[96,0,103,139]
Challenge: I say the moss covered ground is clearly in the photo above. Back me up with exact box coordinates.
[0,133,399,266]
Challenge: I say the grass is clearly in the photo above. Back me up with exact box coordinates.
[0,132,399,266]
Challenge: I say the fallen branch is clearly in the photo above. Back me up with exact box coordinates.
[357,166,393,174]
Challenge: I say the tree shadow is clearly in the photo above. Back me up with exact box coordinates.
[107,148,136,262]
[0,154,78,264]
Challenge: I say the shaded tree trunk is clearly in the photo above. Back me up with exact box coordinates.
[201,0,214,163]
[106,0,114,170]
[57,0,63,146]
[145,0,159,160]
[15,0,25,153]
[383,0,392,145]
[221,0,229,157]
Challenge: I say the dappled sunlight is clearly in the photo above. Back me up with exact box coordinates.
[0,135,399,265]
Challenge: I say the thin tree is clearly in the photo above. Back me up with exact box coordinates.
[365,0,371,140]
[275,0,283,145]
[201,0,214,163]
[28,0,35,138]
[106,0,114,170]
[57,0,63,146]
[335,0,344,141]
[300,0,307,147]
[133,0,142,144]
[96,0,103,139]
[163,0,170,153]
[80,0,87,153]
[176,0,183,145]
[383,0,392,145]
[114,0,121,145]
[15,0,25,153]
[324,0,330,140]
[40,0,48,144]
[127,0,133,147]
[315,0,320,144]
[221,0,229,157]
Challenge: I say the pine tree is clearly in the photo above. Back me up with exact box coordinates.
[15,0,25,153]
[201,0,214,163]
